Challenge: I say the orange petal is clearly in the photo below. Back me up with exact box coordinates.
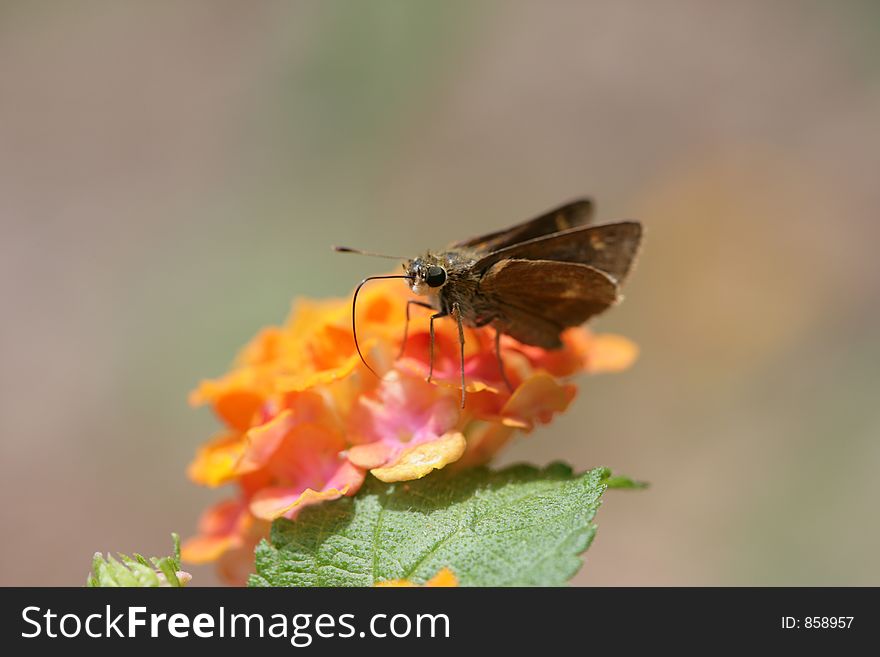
[234,410,297,475]
[235,326,285,367]
[215,542,261,587]
[347,442,394,470]
[249,484,350,521]
[425,567,459,587]
[456,421,516,468]
[189,374,264,431]
[212,389,263,431]
[275,353,362,392]
[181,499,250,564]
[498,373,576,431]
[248,459,366,520]
[371,432,466,483]
[181,534,239,564]
[586,334,639,373]
[375,567,459,587]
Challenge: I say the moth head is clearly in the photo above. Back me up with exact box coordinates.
[404,256,448,296]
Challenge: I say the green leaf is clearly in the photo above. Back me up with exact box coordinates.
[603,473,650,490]
[86,534,190,587]
[250,463,617,587]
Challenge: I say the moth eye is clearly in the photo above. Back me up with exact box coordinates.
[425,266,447,287]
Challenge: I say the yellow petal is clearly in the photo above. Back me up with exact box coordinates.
[371,432,466,483]
[186,432,247,487]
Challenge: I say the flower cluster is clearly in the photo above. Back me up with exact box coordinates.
[182,279,637,583]
[375,567,459,587]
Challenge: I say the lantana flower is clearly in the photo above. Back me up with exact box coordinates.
[183,279,637,583]
[375,567,459,587]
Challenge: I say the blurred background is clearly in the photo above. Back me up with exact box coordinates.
[2,0,879,586]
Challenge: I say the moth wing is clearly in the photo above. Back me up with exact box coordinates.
[474,221,641,284]
[451,198,594,253]
[480,259,619,348]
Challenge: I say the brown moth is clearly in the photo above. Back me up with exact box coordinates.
[335,198,642,407]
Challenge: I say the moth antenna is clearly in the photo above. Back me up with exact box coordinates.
[351,275,414,379]
[334,246,407,260]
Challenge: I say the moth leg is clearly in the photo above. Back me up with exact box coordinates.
[398,300,434,360]
[427,310,449,384]
[495,328,514,393]
[452,302,466,408]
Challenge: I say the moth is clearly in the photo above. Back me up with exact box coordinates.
[336,198,642,407]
